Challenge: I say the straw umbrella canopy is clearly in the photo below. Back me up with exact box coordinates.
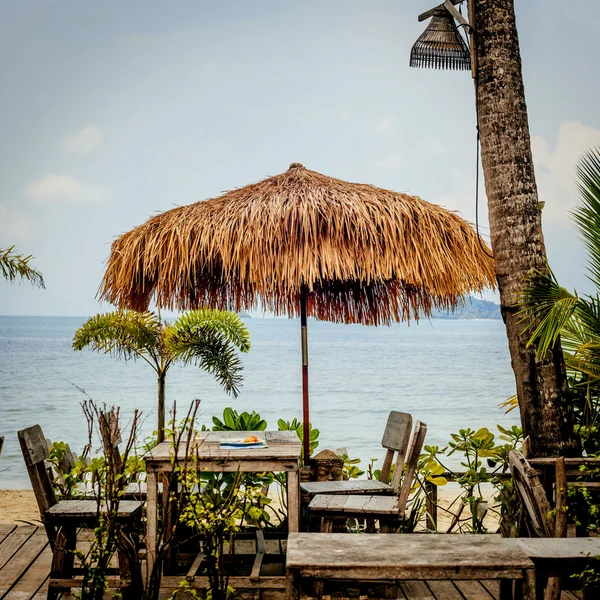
[100,163,496,458]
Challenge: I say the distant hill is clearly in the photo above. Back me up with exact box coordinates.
[431,297,502,320]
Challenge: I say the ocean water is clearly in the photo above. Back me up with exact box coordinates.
[0,316,518,488]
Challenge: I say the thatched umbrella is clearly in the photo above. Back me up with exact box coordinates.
[100,163,495,459]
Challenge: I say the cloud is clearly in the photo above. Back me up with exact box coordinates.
[532,120,600,223]
[374,153,403,171]
[375,115,397,134]
[59,126,103,154]
[25,174,108,203]
[0,205,32,239]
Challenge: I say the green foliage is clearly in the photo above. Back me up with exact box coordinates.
[337,452,365,479]
[73,309,250,439]
[277,418,320,460]
[212,407,267,431]
[178,464,270,600]
[424,424,523,534]
[519,147,600,449]
[0,246,45,288]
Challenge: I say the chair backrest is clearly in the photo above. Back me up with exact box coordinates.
[509,450,554,537]
[379,411,413,484]
[396,421,427,513]
[18,425,58,515]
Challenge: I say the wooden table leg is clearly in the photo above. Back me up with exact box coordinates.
[287,469,300,533]
[286,568,300,600]
[524,568,536,600]
[145,469,158,580]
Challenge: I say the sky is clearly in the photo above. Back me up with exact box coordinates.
[1,0,599,316]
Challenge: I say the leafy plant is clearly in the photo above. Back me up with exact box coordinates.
[424,425,523,534]
[277,418,319,461]
[211,407,266,431]
[519,147,600,450]
[337,452,365,479]
[73,309,250,442]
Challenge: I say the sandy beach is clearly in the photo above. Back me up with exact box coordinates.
[0,490,40,524]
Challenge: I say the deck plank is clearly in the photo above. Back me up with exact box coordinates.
[400,580,435,599]
[0,527,37,572]
[453,579,495,599]
[0,526,17,546]
[4,543,52,600]
[425,580,466,599]
[0,529,48,596]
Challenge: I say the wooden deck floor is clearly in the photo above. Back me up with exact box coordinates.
[0,525,585,600]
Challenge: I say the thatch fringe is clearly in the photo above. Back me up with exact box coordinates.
[99,163,495,325]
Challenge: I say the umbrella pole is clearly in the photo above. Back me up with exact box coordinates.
[300,285,310,463]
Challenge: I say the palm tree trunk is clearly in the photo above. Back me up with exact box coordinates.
[473,0,579,456]
[157,373,166,443]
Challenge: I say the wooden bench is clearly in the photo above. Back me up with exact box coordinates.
[508,538,600,600]
[286,533,536,599]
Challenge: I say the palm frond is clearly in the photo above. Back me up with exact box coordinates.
[73,310,163,370]
[519,269,579,356]
[166,326,244,397]
[574,148,600,289]
[170,309,251,352]
[0,246,45,288]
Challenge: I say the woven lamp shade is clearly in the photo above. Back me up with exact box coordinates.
[410,8,471,71]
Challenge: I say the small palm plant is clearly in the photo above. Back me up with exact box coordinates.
[73,309,250,442]
[520,148,600,451]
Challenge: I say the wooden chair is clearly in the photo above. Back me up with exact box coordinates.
[308,421,427,533]
[300,411,414,500]
[18,424,142,600]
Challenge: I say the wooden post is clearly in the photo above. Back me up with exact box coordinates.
[425,481,438,531]
[300,284,310,463]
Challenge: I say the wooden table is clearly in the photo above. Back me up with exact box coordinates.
[286,533,536,599]
[144,430,301,574]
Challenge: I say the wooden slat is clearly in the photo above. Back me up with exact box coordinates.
[453,579,495,599]
[300,480,393,496]
[0,527,37,571]
[287,533,533,578]
[479,579,500,597]
[396,422,427,510]
[381,412,412,452]
[425,580,465,599]
[0,526,17,546]
[185,551,205,582]
[4,543,52,599]
[400,580,435,599]
[510,538,600,560]
[17,426,48,466]
[309,494,399,515]
[0,529,48,595]
[45,499,142,519]
[250,530,266,581]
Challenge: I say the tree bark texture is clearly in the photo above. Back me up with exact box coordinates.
[473,0,579,456]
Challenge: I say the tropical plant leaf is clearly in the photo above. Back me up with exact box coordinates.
[519,269,579,357]
[0,246,45,288]
[170,309,250,353]
[167,326,244,397]
[574,148,600,289]
[73,310,163,370]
